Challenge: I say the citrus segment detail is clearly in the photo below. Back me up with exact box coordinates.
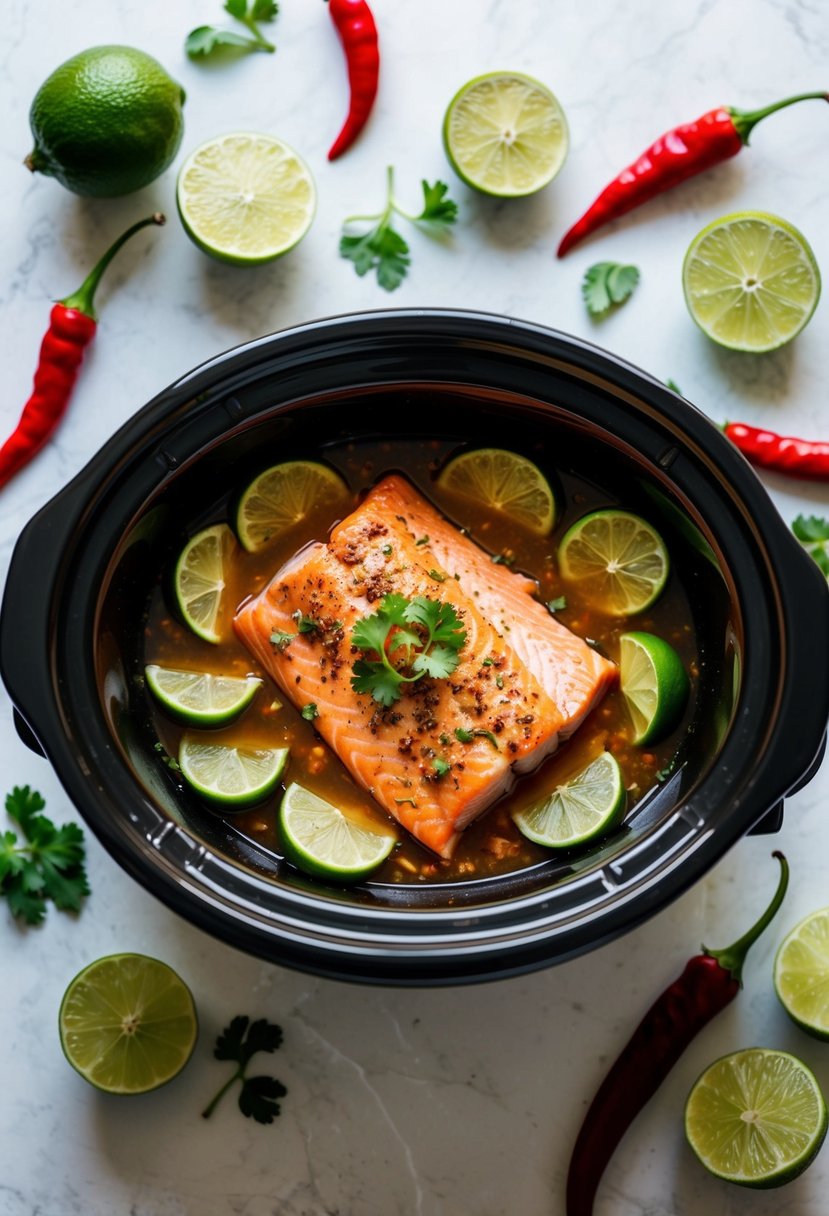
[59,953,197,1094]
[512,752,625,848]
[557,509,669,615]
[685,1048,828,1187]
[437,448,556,535]
[443,72,569,197]
[179,735,288,806]
[619,631,689,745]
[174,524,236,644]
[775,908,829,1039]
[682,212,820,352]
[144,665,262,726]
[177,133,316,264]
[236,461,351,551]
[279,782,396,882]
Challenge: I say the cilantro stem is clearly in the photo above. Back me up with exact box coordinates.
[202,1066,244,1119]
[240,15,275,50]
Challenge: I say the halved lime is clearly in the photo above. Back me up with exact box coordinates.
[279,782,396,882]
[174,523,236,644]
[775,908,829,1040]
[236,461,351,552]
[437,448,555,535]
[557,509,669,615]
[177,133,316,265]
[59,953,197,1094]
[442,72,569,197]
[512,752,625,848]
[683,211,820,352]
[179,734,288,806]
[619,631,689,745]
[145,664,262,727]
[685,1048,827,1188]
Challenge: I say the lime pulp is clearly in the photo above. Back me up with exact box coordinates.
[619,631,689,745]
[145,664,262,726]
[236,460,351,552]
[179,734,289,806]
[775,907,829,1039]
[437,447,556,535]
[512,752,625,848]
[557,509,669,616]
[279,782,396,882]
[174,523,236,645]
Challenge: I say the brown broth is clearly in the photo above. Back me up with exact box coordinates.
[141,439,698,884]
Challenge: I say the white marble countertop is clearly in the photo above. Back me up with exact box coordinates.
[2,1,829,1213]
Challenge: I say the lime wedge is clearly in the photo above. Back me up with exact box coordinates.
[443,71,569,197]
[557,509,669,615]
[685,1048,827,1188]
[619,631,689,745]
[177,133,316,265]
[775,908,829,1039]
[512,752,625,849]
[145,664,262,727]
[236,461,351,552]
[682,211,820,352]
[179,734,288,806]
[279,782,396,882]
[174,523,236,644]
[437,448,556,535]
[59,953,197,1094]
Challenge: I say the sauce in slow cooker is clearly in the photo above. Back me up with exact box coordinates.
[140,439,699,885]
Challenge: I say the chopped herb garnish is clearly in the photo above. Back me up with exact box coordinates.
[582,261,641,317]
[270,630,295,652]
[439,733,451,746]
[491,553,515,566]
[792,515,829,577]
[429,569,446,582]
[0,786,89,925]
[415,535,430,546]
[186,0,278,59]
[495,675,504,689]
[301,703,319,721]
[665,378,682,395]
[202,1016,286,1123]
[382,545,393,556]
[350,593,467,705]
[546,596,568,614]
[482,657,494,666]
[454,727,499,750]
[394,797,417,807]
[293,611,319,634]
[432,758,451,778]
[340,166,458,291]
[330,620,344,631]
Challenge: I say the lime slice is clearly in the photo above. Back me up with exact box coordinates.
[279,782,396,883]
[512,752,625,848]
[236,461,351,552]
[775,908,829,1039]
[145,664,262,727]
[437,448,555,535]
[179,734,288,806]
[443,71,569,197]
[619,631,689,745]
[174,524,236,644]
[685,1048,828,1188]
[682,211,820,352]
[557,509,669,615]
[177,133,316,265]
[59,953,197,1094]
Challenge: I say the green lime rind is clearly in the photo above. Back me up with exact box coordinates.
[279,782,396,883]
[236,460,351,552]
[442,71,569,198]
[685,1047,828,1188]
[179,734,289,807]
[619,631,690,746]
[144,664,262,727]
[174,523,236,645]
[437,447,556,535]
[557,509,670,616]
[177,132,316,266]
[28,46,185,198]
[512,752,625,849]
[58,953,198,1094]
[775,907,829,1040]
[682,211,821,354]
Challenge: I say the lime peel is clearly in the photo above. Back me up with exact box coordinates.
[619,631,689,745]
[775,906,829,1039]
[145,665,262,726]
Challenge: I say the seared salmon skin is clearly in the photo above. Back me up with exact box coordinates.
[234,476,615,858]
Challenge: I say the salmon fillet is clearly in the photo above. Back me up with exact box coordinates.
[234,491,567,858]
[365,475,617,733]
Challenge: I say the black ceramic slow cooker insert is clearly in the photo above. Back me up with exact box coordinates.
[2,310,827,985]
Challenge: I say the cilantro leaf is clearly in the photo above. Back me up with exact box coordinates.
[432,757,451,778]
[792,514,829,543]
[301,703,319,721]
[350,593,467,705]
[224,0,247,16]
[251,0,278,20]
[582,262,640,317]
[351,659,404,707]
[340,167,458,291]
[411,644,461,680]
[293,612,319,634]
[204,1016,285,1120]
[187,0,277,58]
[665,378,682,395]
[546,596,567,614]
[454,728,499,750]
[0,787,89,926]
[185,25,254,55]
[270,630,295,652]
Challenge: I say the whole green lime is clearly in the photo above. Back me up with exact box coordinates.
[27,45,186,197]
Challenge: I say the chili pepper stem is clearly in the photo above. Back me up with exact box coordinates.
[60,213,165,320]
[702,851,788,984]
[730,91,829,144]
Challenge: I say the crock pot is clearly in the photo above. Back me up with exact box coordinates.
[2,309,827,985]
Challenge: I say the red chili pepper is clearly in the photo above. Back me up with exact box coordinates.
[0,213,164,491]
[557,92,828,257]
[566,851,788,1216]
[327,0,380,161]
[724,422,829,480]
